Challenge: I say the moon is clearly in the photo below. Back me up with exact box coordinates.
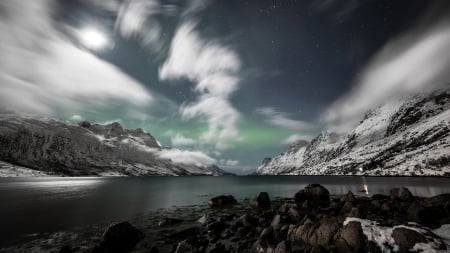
[79,28,108,49]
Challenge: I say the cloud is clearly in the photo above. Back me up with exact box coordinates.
[219,159,239,167]
[281,134,314,145]
[157,148,216,166]
[70,115,84,121]
[115,0,161,43]
[0,0,154,115]
[171,133,196,146]
[322,11,450,131]
[256,107,314,131]
[160,22,242,149]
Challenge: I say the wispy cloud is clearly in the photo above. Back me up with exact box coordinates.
[219,159,239,167]
[160,22,242,149]
[322,8,450,131]
[171,133,196,146]
[0,0,156,115]
[157,148,216,166]
[281,134,313,145]
[115,0,164,52]
[256,107,313,131]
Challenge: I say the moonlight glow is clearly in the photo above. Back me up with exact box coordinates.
[79,28,108,49]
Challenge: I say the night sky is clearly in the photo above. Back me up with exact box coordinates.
[1,0,449,174]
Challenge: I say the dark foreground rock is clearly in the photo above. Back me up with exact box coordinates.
[94,221,145,253]
[208,195,238,208]
[1,185,449,253]
[250,192,271,209]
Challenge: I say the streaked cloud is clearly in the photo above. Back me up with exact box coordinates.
[171,133,196,146]
[281,134,314,145]
[0,0,155,115]
[160,22,242,149]
[157,148,216,166]
[322,11,450,131]
[256,107,314,131]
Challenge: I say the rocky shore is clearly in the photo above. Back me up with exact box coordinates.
[1,184,449,253]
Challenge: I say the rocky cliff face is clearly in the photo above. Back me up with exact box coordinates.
[0,113,225,176]
[257,88,450,176]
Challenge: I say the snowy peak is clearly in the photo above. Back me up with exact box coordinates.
[386,89,450,136]
[78,121,160,148]
[257,88,450,176]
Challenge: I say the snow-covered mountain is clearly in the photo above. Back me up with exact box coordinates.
[0,113,226,176]
[257,88,450,176]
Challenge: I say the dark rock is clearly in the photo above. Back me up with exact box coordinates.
[78,121,91,128]
[294,184,330,207]
[207,242,227,253]
[409,206,446,228]
[239,214,257,227]
[392,227,426,252]
[102,221,145,253]
[288,208,301,222]
[58,245,74,253]
[390,187,413,202]
[158,217,183,227]
[420,193,450,208]
[371,194,389,200]
[91,245,107,253]
[250,192,271,209]
[175,240,197,253]
[279,203,297,213]
[340,201,354,215]
[335,221,367,253]
[208,195,237,208]
[171,226,201,240]
[259,226,274,246]
[148,246,159,253]
[288,216,340,248]
[340,191,356,203]
[271,214,281,226]
[275,240,289,253]
[207,221,227,233]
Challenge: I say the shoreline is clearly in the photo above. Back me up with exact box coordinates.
[1,185,449,253]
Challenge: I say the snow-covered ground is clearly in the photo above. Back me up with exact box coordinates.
[0,161,52,177]
[345,217,449,253]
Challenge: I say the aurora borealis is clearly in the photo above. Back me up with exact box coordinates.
[1,0,449,174]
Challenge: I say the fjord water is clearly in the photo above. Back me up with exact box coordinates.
[0,176,449,245]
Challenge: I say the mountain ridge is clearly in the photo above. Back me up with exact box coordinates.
[257,88,450,176]
[0,112,228,176]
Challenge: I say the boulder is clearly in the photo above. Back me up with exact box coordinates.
[208,195,237,208]
[274,240,289,253]
[340,191,356,203]
[391,227,426,252]
[101,221,145,253]
[279,203,297,213]
[239,214,257,227]
[287,216,339,248]
[175,240,197,253]
[158,217,183,227]
[295,184,330,207]
[250,192,271,209]
[408,205,446,228]
[335,221,367,253]
[78,121,91,128]
[287,208,301,222]
[420,193,450,208]
[271,214,281,226]
[389,187,413,202]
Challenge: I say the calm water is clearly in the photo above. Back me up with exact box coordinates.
[0,176,449,245]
